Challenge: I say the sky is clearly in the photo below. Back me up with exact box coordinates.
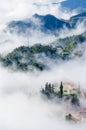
[62,0,86,10]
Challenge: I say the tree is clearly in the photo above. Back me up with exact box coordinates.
[66,114,72,121]
[45,82,48,91]
[60,82,63,98]
[51,84,54,93]
[48,83,52,92]
[71,95,80,106]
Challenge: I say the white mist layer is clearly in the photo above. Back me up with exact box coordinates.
[0,56,86,130]
[0,0,78,31]
[0,19,86,56]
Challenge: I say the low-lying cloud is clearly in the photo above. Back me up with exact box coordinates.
[0,0,78,31]
[0,55,86,130]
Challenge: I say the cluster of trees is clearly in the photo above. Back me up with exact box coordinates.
[41,81,80,107]
[30,44,59,59]
[1,30,86,72]
[2,44,59,71]
[42,82,54,97]
[42,82,64,98]
[60,42,76,60]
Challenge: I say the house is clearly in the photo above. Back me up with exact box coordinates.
[53,46,63,54]
[66,108,86,122]
[54,82,77,96]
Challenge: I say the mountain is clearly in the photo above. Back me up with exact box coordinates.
[52,32,86,47]
[8,19,37,33]
[0,44,61,71]
[7,14,71,34]
[7,12,86,35]
[1,32,86,72]
[69,12,86,27]
[61,0,86,10]
[73,12,86,17]
[33,14,71,32]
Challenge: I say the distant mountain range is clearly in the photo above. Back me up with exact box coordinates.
[7,12,86,35]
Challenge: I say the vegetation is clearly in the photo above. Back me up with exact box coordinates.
[59,82,64,98]
[71,95,80,106]
[60,41,76,59]
[41,81,79,104]
[0,44,61,71]
[41,82,54,97]
[0,32,86,72]
[1,44,57,71]
[66,114,73,121]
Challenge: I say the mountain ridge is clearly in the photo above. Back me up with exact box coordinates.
[1,32,86,72]
[7,12,86,35]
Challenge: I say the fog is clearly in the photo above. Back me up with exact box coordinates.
[0,19,86,56]
[0,0,86,130]
[0,42,85,130]
[0,0,78,31]
[58,20,86,38]
[0,40,86,130]
[0,55,86,130]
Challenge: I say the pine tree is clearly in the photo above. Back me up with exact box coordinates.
[45,82,48,91]
[60,82,63,98]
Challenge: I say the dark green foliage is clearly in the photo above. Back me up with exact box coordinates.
[2,57,13,66]
[32,62,45,71]
[59,82,64,98]
[51,33,86,59]
[1,44,59,71]
[66,114,72,121]
[71,95,80,106]
[17,63,28,71]
[30,44,58,58]
[53,33,86,49]
[41,82,54,98]
[41,82,64,98]
[1,31,86,72]
[60,41,76,59]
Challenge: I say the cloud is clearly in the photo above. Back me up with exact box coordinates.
[0,18,85,56]
[0,0,78,31]
[0,24,86,129]
[58,20,86,38]
[0,55,86,130]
